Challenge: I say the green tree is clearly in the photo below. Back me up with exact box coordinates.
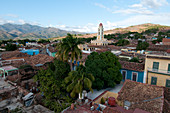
[34,59,72,112]
[85,51,122,90]
[136,41,149,50]
[115,39,130,46]
[37,39,50,43]
[129,57,139,63]
[65,65,94,98]
[56,33,82,70]
[5,43,17,51]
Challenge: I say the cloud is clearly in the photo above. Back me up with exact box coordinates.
[54,22,118,33]
[0,18,15,24]
[129,0,169,9]
[130,4,143,8]
[18,19,26,24]
[112,8,153,15]
[94,3,111,12]
[55,23,98,32]
[53,11,170,33]
[0,17,5,24]
[141,0,169,9]
[114,13,170,27]
[95,0,169,15]
[94,1,154,15]
[29,21,40,25]
[6,20,15,23]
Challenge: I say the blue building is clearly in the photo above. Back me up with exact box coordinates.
[120,61,145,83]
[20,49,39,55]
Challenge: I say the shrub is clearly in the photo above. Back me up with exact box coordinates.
[101,97,105,104]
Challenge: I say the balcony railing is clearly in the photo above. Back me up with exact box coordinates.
[147,68,170,75]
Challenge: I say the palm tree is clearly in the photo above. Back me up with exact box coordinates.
[65,65,95,98]
[56,33,82,70]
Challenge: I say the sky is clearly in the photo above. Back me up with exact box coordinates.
[0,0,170,33]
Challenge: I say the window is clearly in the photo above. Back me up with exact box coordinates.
[122,70,127,80]
[166,79,170,87]
[168,64,170,73]
[132,72,137,81]
[153,62,159,71]
[151,77,157,85]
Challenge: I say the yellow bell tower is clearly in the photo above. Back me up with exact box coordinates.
[97,23,104,40]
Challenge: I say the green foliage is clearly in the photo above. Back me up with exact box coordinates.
[115,39,130,46]
[85,51,122,90]
[37,39,50,43]
[77,36,96,43]
[104,34,115,40]
[5,43,17,51]
[136,41,149,50]
[34,59,72,112]
[56,33,82,70]
[65,65,94,98]
[10,108,23,113]
[143,28,159,35]
[101,97,105,104]
[17,39,36,46]
[152,40,157,44]
[129,57,139,63]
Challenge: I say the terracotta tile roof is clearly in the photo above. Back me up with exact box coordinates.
[117,80,164,113]
[96,48,109,53]
[63,102,149,113]
[10,60,26,68]
[133,108,150,113]
[120,52,146,59]
[1,60,26,68]
[63,104,98,113]
[1,51,30,60]
[167,49,170,53]
[162,38,170,42]
[147,45,170,51]
[64,104,125,113]
[163,87,170,113]
[25,54,54,66]
[119,61,144,72]
[108,45,125,50]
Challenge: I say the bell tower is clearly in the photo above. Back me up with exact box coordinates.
[97,23,104,40]
[90,23,108,46]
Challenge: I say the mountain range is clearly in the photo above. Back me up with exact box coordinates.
[0,23,170,40]
[0,23,82,40]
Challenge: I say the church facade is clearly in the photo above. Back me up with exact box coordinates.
[91,23,109,46]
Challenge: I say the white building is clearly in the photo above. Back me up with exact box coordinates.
[91,23,109,46]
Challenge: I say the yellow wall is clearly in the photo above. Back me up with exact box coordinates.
[145,55,170,87]
[145,56,170,71]
[148,72,170,87]
[93,91,118,104]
